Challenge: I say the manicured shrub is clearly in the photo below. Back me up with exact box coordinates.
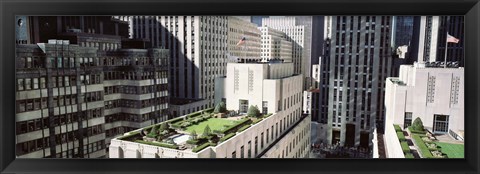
[252,118,264,125]
[214,102,227,114]
[168,117,184,124]
[394,124,403,132]
[221,118,252,134]
[204,107,214,113]
[202,125,212,138]
[412,134,433,158]
[118,131,141,140]
[397,132,406,141]
[247,105,261,117]
[147,125,159,138]
[186,139,199,145]
[408,126,426,134]
[401,141,410,153]
[404,153,414,158]
[411,117,424,132]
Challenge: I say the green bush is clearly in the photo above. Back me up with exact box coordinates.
[394,124,403,132]
[219,133,236,142]
[404,153,414,158]
[202,125,212,138]
[192,142,212,153]
[237,125,251,132]
[135,140,178,149]
[412,134,433,158]
[411,117,424,132]
[400,141,410,153]
[397,132,406,141]
[147,125,159,138]
[214,102,227,114]
[187,111,203,119]
[247,105,261,117]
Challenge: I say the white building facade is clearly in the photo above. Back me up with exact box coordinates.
[385,62,464,136]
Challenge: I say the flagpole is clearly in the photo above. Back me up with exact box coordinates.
[444,33,448,68]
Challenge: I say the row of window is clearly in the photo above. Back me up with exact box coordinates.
[17,74,103,91]
[104,84,168,95]
[104,71,168,81]
[105,110,167,124]
[104,97,168,109]
[16,107,104,134]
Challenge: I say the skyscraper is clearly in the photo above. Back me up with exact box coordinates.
[129,16,229,116]
[410,16,464,66]
[320,16,394,149]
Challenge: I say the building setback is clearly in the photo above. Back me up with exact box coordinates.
[319,16,394,149]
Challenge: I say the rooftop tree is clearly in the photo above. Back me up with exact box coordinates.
[247,105,261,117]
[411,117,424,132]
[214,102,227,114]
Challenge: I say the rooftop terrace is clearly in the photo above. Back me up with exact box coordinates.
[116,106,273,153]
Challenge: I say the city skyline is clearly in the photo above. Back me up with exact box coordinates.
[15,15,464,159]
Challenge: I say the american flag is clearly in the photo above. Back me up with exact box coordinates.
[236,36,246,46]
[447,33,460,43]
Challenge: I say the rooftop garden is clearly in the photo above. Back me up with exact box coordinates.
[116,102,273,152]
[408,118,454,158]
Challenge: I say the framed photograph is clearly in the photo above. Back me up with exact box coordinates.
[1,0,479,174]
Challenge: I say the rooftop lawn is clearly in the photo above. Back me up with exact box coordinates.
[185,118,237,135]
[434,142,464,158]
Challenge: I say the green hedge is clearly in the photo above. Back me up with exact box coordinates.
[168,117,184,124]
[408,126,426,134]
[204,107,214,113]
[186,139,200,145]
[192,142,212,153]
[237,125,251,132]
[134,140,178,149]
[400,141,410,153]
[397,132,406,141]
[219,133,236,142]
[117,131,141,140]
[252,118,264,125]
[404,153,414,158]
[394,124,403,132]
[221,118,252,134]
[412,134,433,158]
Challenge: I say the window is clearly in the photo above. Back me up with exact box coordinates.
[248,141,251,158]
[17,79,24,91]
[231,151,236,158]
[240,146,244,158]
[261,132,264,149]
[403,112,413,129]
[254,136,258,156]
[433,115,449,133]
[239,99,248,113]
[262,101,268,114]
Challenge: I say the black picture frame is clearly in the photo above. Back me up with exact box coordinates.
[1,0,479,174]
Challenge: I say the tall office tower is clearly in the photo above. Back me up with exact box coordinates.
[320,16,394,149]
[110,61,311,158]
[258,27,293,62]
[228,16,262,61]
[15,16,170,158]
[261,16,312,89]
[129,16,229,116]
[410,16,464,66]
